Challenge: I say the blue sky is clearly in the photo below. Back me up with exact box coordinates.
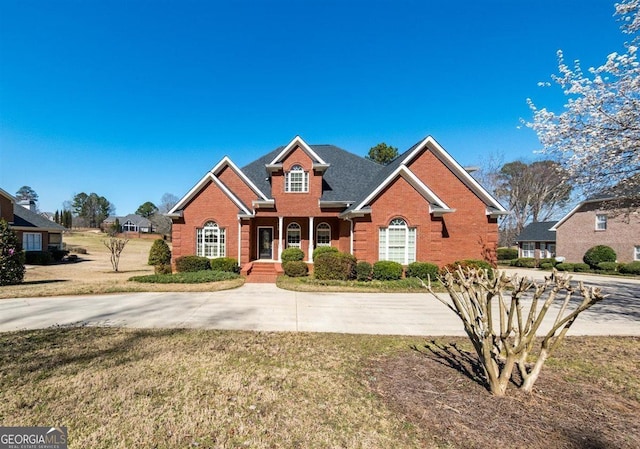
[0,0,627,215]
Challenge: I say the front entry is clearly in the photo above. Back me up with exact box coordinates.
[258,227,273,259]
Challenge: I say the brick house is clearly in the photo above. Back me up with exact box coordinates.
[1,188,66,251]
[551,184,640,263]
[515,221,557,259]
[168,136,507,281]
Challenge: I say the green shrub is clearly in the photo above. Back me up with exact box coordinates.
[583,245,617,269]
[129,270,239,284]
[24,251,54,265]
[154,264,172,275]
[210,257,240,273]
[50,249,69,262]
[355,261,372,281]
[619,261,640,275]
[372,260,403,281]
[148,239,171,266]
[0,219,25,286]
[442,259,493,273]
[175,255,211,272]
[555,263,574,272]
[281,247,304,262]
[597,261,619,272]
[314,252,356,281]
[496,247,518,261]
[539,262,554,270]
[405,261,439,281]
[282,260,308,277]
[513,258,536,268]
[312,246,339,261]
[572,263,591,272]
[539,258,558,267]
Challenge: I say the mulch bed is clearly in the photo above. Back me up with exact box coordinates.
[369,340,640,449]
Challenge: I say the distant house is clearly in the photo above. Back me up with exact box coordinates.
[103,214,155,233]
[168,135,507,281]
[515,221,557,259]
[551,182,640,263]
[0,188,66,251]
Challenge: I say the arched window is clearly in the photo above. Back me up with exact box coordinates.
[196,221,226,258]
[378,218,416,264]
[285,165,309,192]
[316,222,331,247]
[287,222,301,248]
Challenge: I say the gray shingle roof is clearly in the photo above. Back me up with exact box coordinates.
[241,144,384,202]
[516,221,557,243]
[13,205,66,230]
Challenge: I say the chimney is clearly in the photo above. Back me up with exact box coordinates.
[18,199,37,212]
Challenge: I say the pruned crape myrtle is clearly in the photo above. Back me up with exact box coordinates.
[104,238,129,272]
[423,268,605,396]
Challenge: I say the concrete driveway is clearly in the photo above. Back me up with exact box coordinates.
[1,280,639,336]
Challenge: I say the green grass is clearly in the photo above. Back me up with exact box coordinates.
[129,270,240,284]
[277,275,443,292]
[0,328,429,449]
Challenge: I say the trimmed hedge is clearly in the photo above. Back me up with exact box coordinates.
[129,270,239,284]
[312,246,338,261]
[24,251,54,265]
[154,264,173,275]
[539,258,558,267]
[355,261,372,282]
[573,263,591,272]
[555,263,574,272]
[372,261,403,281]
[620,261,640,275]
[583,245,617,269]
[511,258,536,268]
[210,257,240,273]
[175,255,211,273]
[314,251,356,281]
[442,259,493,273]
[283,260,308,277]
[497,247,518,261]
[281,247,304,262]
[539,262,555,270]
[405,262,439,281]
[597,261,619,272]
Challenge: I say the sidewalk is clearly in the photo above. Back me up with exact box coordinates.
[1,283,638,336]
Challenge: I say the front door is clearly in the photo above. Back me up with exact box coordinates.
[258,227,273,259]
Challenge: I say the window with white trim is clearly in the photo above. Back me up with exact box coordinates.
[285,165,309,193]
[123,220,137,232]
[521,242,535,258]
[196,221,226,258]
[316,222,331,247]
[635,246,640,261]
[287,222,301,248]
[378,218,416,264]
[596,214,607,231]
[23,233,42,251]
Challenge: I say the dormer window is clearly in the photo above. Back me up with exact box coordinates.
[285,165,308,193]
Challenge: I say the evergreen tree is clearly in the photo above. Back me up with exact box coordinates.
[366,143,399,165]
[148,239,172,266]
[0,219,25,286]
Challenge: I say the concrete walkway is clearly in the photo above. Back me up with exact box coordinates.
[1,283,638,336]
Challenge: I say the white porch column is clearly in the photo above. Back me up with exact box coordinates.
[349,218,354,255]
[308,216,314,263]
[278,216,284,261]
[237,218,242,263]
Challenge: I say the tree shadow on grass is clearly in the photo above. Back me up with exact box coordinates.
[20,279,69,285]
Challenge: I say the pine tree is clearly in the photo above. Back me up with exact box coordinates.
[148,239,172,266]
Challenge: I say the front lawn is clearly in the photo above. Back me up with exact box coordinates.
[2,328,637,448]
[277,275,444,292]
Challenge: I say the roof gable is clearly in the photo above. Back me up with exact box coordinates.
[516,221,557,242]
[169,172,252,217]
[267,136,327,167]
[13,204,66,231]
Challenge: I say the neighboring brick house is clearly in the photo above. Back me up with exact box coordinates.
[515,221,557,259]
[551,184,640,263]
[0,188,66,251]
[168,136,507,280]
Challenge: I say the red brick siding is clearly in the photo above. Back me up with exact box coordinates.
[171,180,240,264]
[556,201,640,263]
[217,165,258,211]
[0,195,12,222]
